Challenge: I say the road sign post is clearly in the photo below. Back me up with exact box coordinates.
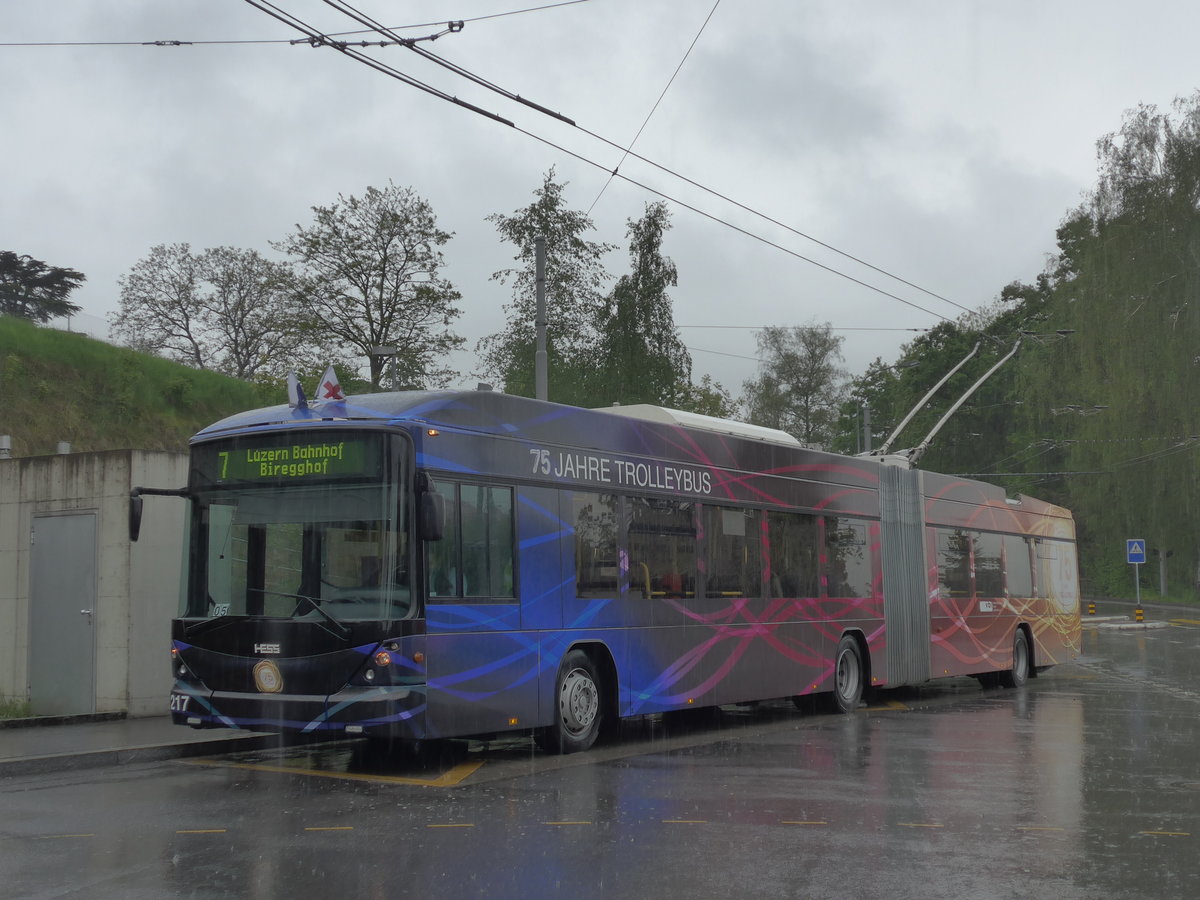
[1127,539,1145,614]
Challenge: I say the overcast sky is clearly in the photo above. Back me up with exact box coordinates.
[3,1,1198,396]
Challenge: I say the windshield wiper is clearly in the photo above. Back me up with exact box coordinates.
[184,595,235,637]
[183,615,235,638]
[291,593,352,641]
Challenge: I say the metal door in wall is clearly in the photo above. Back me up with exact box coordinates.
[30,512,97,715]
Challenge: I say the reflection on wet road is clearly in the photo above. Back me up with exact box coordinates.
[4,622,1200,899]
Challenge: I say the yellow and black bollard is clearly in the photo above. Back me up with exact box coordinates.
[1135,605,1144,623]
[1087,600,1096,616]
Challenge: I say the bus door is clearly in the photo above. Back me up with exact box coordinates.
[424,479,536,738]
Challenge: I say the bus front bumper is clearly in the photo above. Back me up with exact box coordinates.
[169,682,429,740]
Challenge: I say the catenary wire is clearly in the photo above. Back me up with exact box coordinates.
[286,1,962,320]
[586,0,721,215]
[0,1,595,46]
[376,27,974,315]
[20,1,969,321]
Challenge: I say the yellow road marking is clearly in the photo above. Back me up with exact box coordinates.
[176,829,227,835]
[866,700,909,711]
[427,823,474,828]
[782,820,827,826]
[181,757,484,787]
[544,821,592,826]
[1169,619,1200,626]
[899,822,944,828]
[304,826,354,832]
[663,819,707,824]
[1141,830,1190,837]
[1016,826,1065,832]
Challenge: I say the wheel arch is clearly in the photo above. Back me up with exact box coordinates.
[1017,620,1037,678]
[840,627,873,691]
[551,639,620,726]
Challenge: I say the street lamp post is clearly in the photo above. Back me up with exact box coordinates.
[370,345,397,391]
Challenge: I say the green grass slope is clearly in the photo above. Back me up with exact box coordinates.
[0,315,277,456]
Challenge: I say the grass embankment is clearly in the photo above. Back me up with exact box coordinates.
[0,315,277,456]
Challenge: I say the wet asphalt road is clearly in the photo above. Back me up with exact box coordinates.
[3,619,1200,899]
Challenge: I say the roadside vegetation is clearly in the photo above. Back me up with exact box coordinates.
[0,697,32,719]
[0,315,274,456]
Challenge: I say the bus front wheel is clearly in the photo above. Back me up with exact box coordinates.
[1000,629,1030,688]
[832,634,864,713]
[540,649,604,754]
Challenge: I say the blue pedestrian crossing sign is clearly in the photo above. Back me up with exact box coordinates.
[1126,539,1146,565]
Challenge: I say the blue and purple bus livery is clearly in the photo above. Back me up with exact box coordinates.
[163,387,1081,752]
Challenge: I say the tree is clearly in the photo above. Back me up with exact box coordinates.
[477,169,614,404]
[277,181,464,389]
[110,244,304,379]
[111,244,206,367]
[831,357,913,456]
[1009,92,1200,595]
[741,322,848,447]
[681,374,738,418]
[0,251,85,323]
[593,201,693,406]
[198,247,306,379]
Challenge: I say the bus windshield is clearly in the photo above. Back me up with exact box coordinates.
[182,431,413,622]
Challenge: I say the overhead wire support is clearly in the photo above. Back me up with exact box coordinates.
[240,0,515,127]
[317,0,575,125]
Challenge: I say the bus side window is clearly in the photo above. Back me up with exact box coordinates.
[628,496,695,600]
[937,528,971,599]
[573,492,618,598]
[427,481,516,601]
[485,486,515,598]
[705,505,760,597]
[1003,534,1033,598]
[427,482,459,597]
[974,532,1004,598]
[767,510,819,598]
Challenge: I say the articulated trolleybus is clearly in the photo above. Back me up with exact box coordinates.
[152,386,1080,753]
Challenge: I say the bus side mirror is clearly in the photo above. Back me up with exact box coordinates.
[420,490,445,541]
[129,493,144,542]
[129,485,188,542]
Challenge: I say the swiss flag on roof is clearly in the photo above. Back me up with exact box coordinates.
[316,365,344,403]
[286,372,308,409]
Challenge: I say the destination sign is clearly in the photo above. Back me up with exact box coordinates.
[194,432,383,485]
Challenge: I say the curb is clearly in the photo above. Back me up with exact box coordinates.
[1080,616,1130,626]
[1096,620,1170,631]
[1081,614,1171,631]
[0,732,280,778]
[0,711,127,731]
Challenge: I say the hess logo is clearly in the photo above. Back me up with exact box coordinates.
[254,643,281,655]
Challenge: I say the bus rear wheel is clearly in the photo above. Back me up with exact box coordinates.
[999,628,1030,688]
[832,634,864,713]
[539,649,604,754]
